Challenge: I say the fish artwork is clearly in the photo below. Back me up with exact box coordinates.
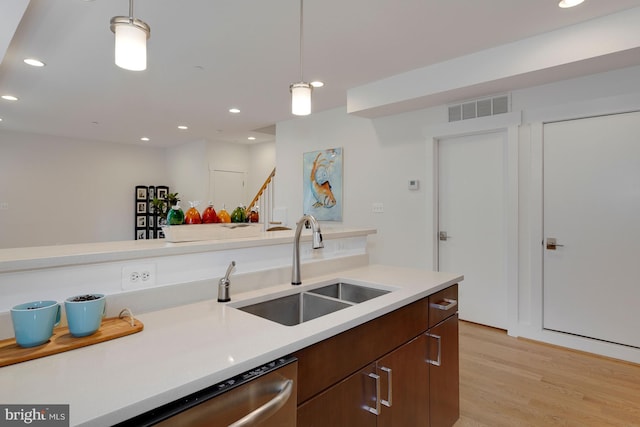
[310,152,336,208]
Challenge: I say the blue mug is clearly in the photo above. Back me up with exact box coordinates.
[11,301,61,347]
[64,294,106,337]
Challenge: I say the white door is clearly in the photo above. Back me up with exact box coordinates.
[438,131,508,329]
[209,170,246,211]
[543,111,640,348]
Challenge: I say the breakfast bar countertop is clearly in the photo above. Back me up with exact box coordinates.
[0,264,462,426]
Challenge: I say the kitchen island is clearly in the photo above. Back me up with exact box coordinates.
[0,228,462,425]
[0,264,461,426]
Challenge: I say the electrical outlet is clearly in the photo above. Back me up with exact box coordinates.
[122,263,156,290]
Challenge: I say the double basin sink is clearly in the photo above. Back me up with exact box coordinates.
[230,281,393,326]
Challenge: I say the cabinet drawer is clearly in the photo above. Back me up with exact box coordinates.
[294,297,429,405]
[429,284,458,328]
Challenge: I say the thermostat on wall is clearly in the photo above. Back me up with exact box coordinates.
[408,179,420,190]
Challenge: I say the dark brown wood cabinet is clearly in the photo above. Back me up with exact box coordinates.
[296,284,459,427]
[377,335,431,426]
[297,365,377,427]
[427,284,460,427]
[297,335,430,427]
[427,314,459,427]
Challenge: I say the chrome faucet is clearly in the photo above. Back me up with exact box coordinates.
[292,215,323,285]
[217,260,236,302]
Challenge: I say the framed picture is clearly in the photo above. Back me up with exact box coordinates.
[303,148,343,221]
[136,202,147,214]
[135,186,148,201]
[136,230,147,240]
[148,186,155,200]
[157,186,168,200]
[136,216,146,227]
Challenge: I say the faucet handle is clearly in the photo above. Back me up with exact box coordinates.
[217,261,236,303]
[223,260,236,281]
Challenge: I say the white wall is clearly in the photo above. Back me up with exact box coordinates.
[0,132,276,248]
[0,130,167,248]
[166,139,209,209]
[276,107,441,268]
[277,65,640,270]
[275,64,640,362]
[168,139,276,211]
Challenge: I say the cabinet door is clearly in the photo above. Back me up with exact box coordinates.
[377,335,430,427]
[427,314,459,427]
[297,364,377,427]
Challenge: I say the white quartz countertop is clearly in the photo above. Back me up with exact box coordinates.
[0,227,376,273]
[0,264,462,426]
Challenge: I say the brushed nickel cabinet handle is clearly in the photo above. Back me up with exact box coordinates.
[430,298,457,311]
[380,366,392,407]
[426,333,442,367]
[366,372,381,415]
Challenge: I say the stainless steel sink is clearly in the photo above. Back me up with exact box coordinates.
[233,281,393,326]
[307,282,390,303]
[236,292,352,326]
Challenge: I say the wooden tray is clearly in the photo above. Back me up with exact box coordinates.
[0,316,143,368]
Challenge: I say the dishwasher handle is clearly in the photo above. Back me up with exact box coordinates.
[229,379,294,427]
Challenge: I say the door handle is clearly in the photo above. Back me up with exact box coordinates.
[546,238,564,250]
[439,231,451,241]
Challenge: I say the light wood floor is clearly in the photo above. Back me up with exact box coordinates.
[454,321,640,427]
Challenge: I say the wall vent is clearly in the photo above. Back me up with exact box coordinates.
[448,94,510,122]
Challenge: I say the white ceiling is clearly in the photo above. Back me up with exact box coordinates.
[1,0,640,147]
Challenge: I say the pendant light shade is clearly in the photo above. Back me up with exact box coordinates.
[290,82,312,116]
[110,0,150,71]
[290,0,312,116]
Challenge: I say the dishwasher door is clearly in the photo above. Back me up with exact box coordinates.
[119,356,297,427]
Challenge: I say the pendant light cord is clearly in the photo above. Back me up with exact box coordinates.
[299,0,304,82]
[129,0,134,18]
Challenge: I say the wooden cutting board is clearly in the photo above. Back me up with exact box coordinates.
[0,316,144,368]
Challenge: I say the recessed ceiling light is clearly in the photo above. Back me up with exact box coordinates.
[24,58,45,67]
[177,125,188,130]
[1,95,18,101]
[0,118,3,122]
[248,136,256,141]
[229,108,241,114]
[558,0,584,8]
[310,81,324,88]
[140,137,150,141]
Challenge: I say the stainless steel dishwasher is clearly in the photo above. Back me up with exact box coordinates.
[116,356,297,427]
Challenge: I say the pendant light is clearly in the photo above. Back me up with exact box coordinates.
[290,0,312,116]
[110,0,150,71]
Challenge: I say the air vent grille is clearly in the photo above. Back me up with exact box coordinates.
[448,94,510,122]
